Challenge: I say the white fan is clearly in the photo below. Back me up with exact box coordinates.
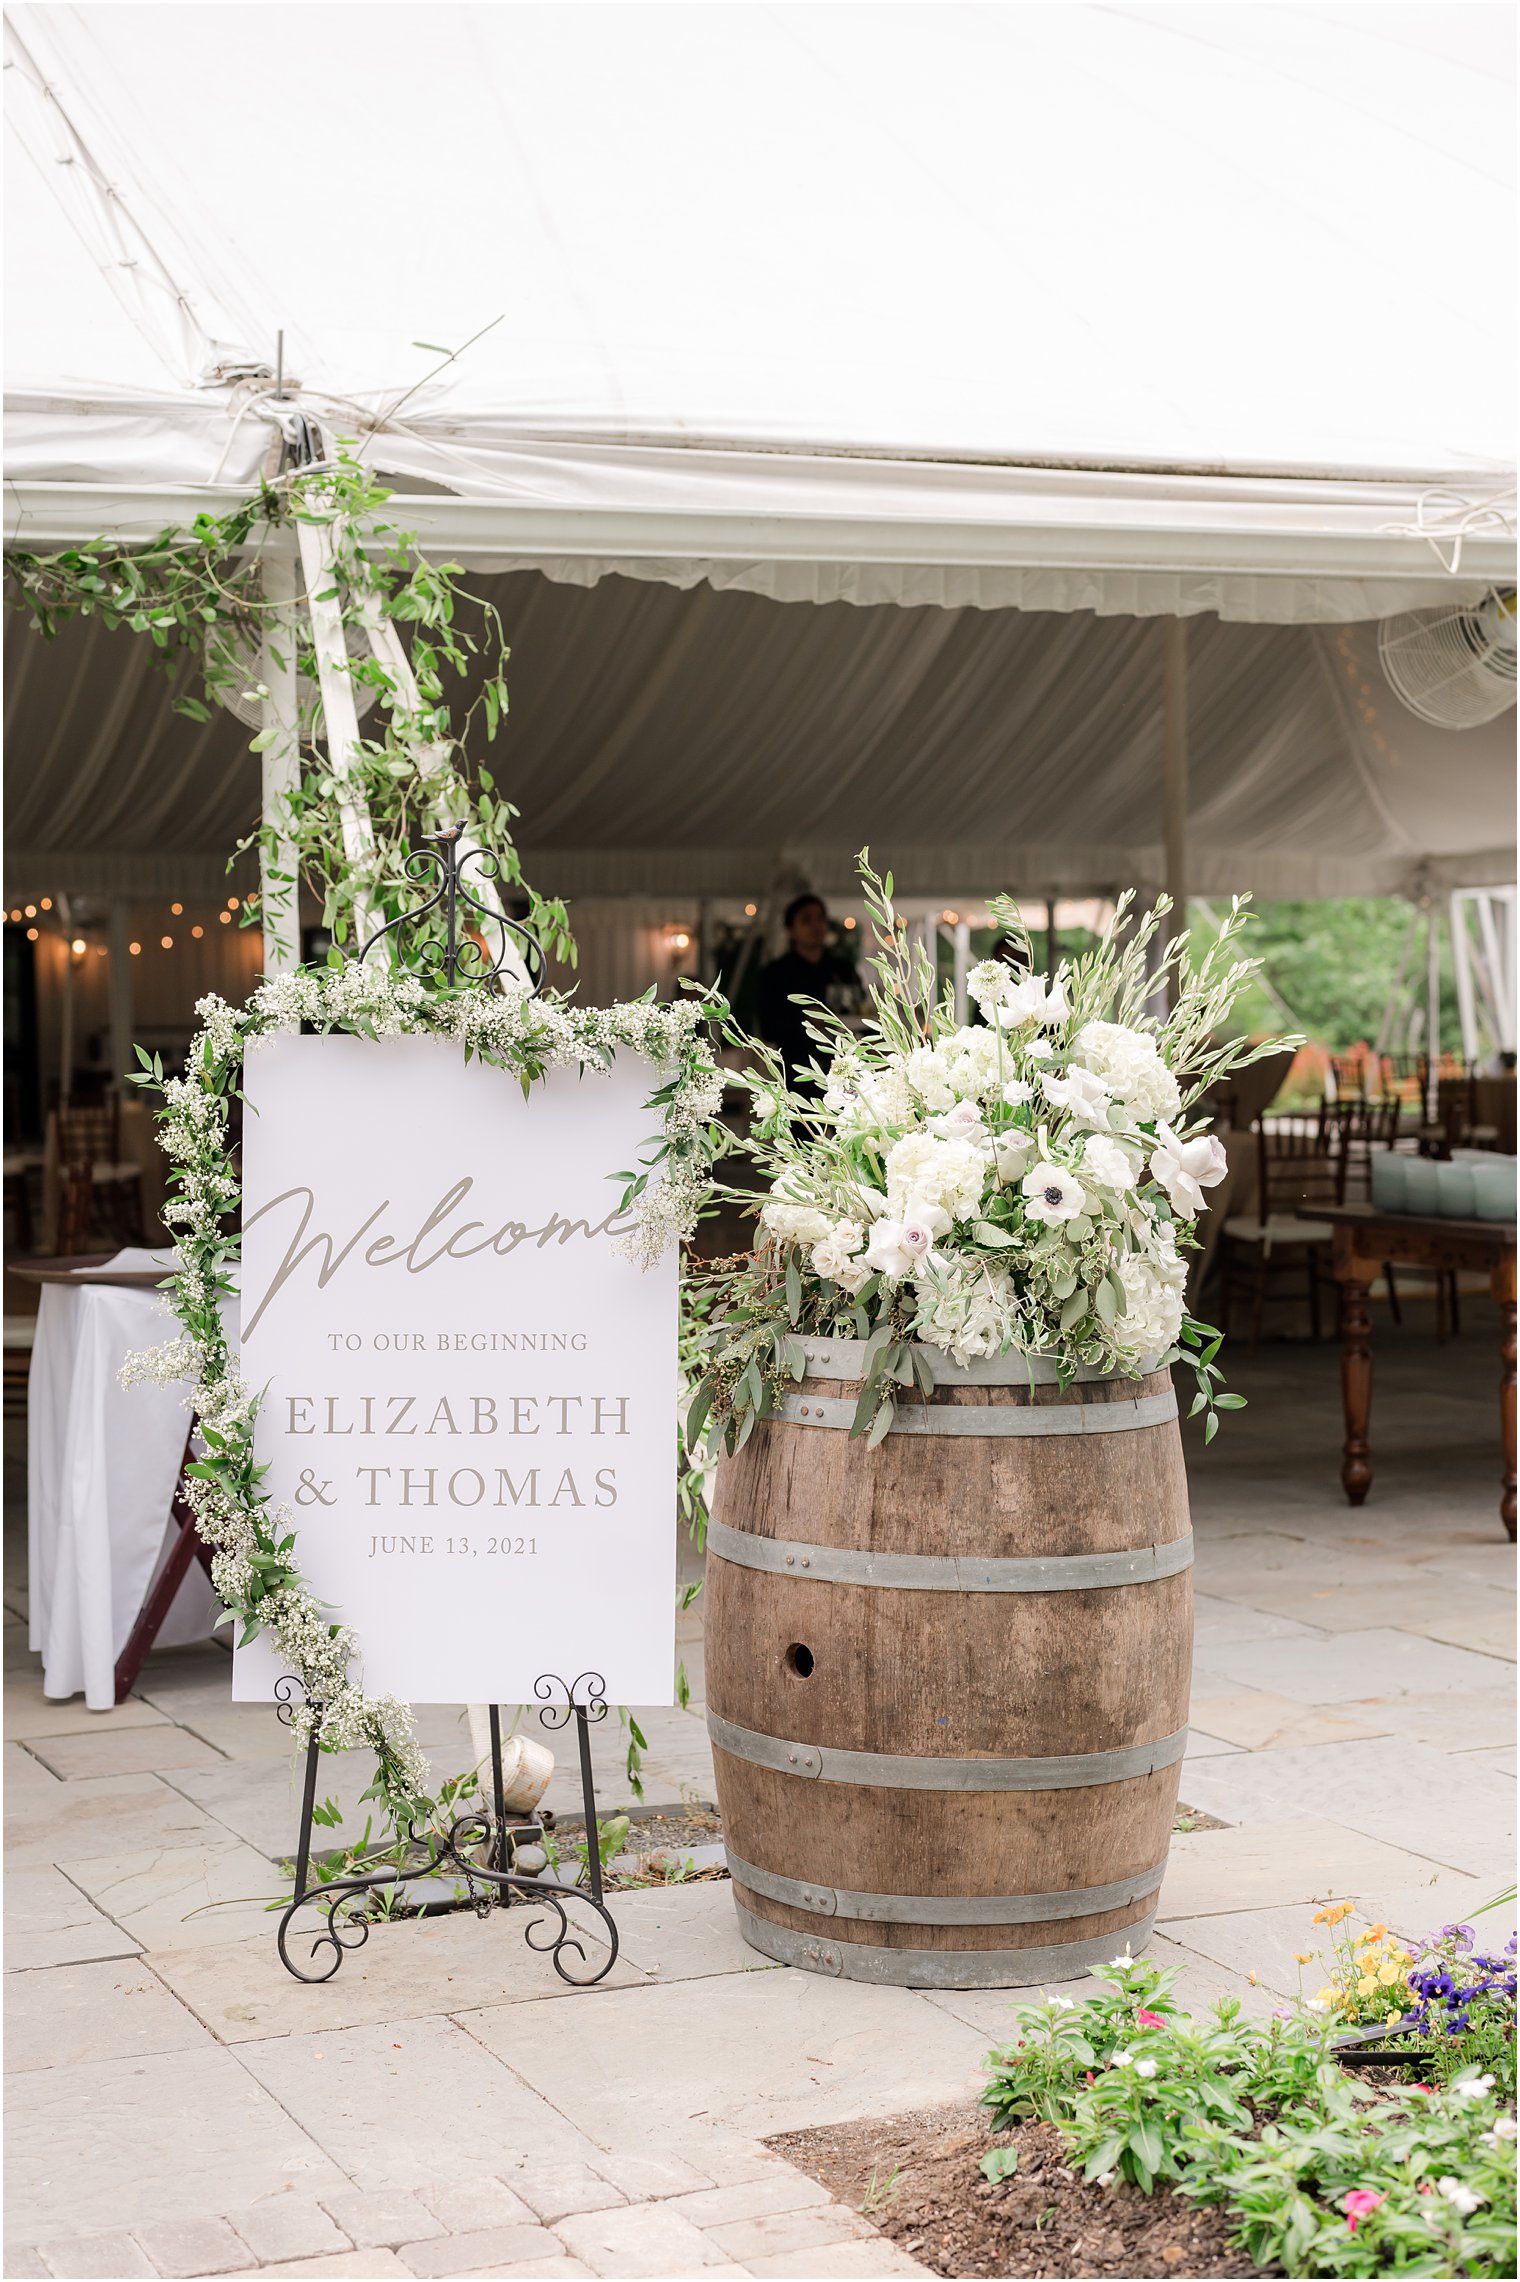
[1377,589,1517,728]
[206,622,380,730]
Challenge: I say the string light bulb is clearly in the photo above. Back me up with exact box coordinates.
[39,898,52,911]
[26,926,38,941]
[24,904,36,919]
[160,935,173,950]
[71,937,87,957]
[218,911,231,924]
[191,925,204,939]
[170,902,183,916]
[743,903,757,917]
[129,941,142,956]
[227,896,240,910]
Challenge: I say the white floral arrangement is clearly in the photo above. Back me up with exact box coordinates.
[690,859,1288,1452]
[122,957,726,1831]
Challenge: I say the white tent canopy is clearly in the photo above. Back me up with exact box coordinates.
[4,1,1516,903]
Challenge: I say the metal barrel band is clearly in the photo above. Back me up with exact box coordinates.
[775,1389,1179,1436]
[706,1516,1193,1594]
[707,1711,1189,1791]
[725,1848,1169,1925]
[800,1336,1162,1388]
[734,1901,1160,1988]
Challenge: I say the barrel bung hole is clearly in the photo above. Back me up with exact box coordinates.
[784,1642,815,1679]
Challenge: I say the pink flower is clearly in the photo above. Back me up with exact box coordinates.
[1136,2009,1167,2030]
[1344,2191,1385,2235]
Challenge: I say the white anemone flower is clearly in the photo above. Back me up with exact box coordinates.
[1133,2058,1158,2079]
[1021,1162,1088,1224]
[1437,2178,1484,2216]
[1149,1122,1228,1216]
[1450,2073,1497,2102]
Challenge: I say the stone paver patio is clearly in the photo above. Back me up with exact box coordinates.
[5,1306,1515,2279]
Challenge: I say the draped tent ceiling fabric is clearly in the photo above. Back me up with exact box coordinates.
[2,2,1516,899]
[7,573,1514,902]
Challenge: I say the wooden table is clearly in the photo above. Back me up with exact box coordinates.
[1321,1204,1517,1541]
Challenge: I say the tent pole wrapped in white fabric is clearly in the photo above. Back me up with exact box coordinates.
[4,1,1516,909]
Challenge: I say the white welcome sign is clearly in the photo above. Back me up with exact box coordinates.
[235,1034,676,1705]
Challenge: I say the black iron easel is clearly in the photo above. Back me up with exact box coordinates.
[274,832,617,1985]
[277,1670,619,1985]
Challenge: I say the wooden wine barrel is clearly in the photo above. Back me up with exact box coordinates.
[705,1336,1192,1987]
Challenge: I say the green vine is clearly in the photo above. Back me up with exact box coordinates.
[6,446,573,968]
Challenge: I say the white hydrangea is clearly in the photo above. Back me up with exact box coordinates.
[760,1196,833,1246]
[904,1044,957,1112]
[1114,1232,1188,1357]
[1082,1133,1141,1191]
[1075,1021,1181,1123]
[884,1133,987,1221]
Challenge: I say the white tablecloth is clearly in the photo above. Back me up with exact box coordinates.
[28,1256,219,1707]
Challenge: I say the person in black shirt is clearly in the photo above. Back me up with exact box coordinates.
[757,894,856,1089]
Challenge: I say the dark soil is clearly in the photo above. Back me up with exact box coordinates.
[1173,1802,1230,1833]
[770,2102,1270,2279]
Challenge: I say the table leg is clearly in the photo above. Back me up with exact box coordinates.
[1496,1265,1516,1543]
[1339,1274,1373,1506]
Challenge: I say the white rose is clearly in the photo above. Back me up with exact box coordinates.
[810,1221,865,1283]
[929,1100,989,1144]
[1075,1021,1181,1123]
[1149,1121,1228,1217]
[864,1217,916,1279]
[1042,1065,1112,1129]
[1082,1133,1138,1191]
[994,1131,1036,1183]
[1020,1162,1088,1225]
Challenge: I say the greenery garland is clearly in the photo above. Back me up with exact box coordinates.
[6,447,574,966]
[123,960,726,1836]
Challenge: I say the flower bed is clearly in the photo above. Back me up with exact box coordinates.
[966,1945,1515,2276]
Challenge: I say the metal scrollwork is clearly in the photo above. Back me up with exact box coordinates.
[534,1670,609,1729]
[359,824,545,993]
[273,1670,621,1987]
